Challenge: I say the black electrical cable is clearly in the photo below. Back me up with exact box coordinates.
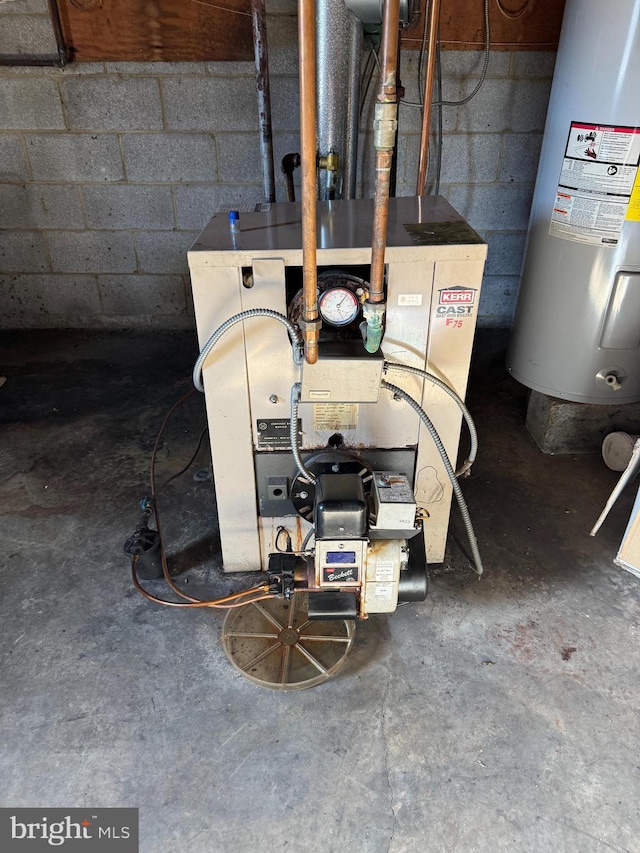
[434,36,443,195]
[275,526,293,554]
[360,37,380,119]
[433,0,490,107]
[416,0,431,107]
[159,425,209,492]
[130,388,276,609]
[403,0,491,111]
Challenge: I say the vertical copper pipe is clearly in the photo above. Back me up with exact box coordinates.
[298,0,319,364]
[369,149,394,303]
[368,0,401,305]
[416,0,441,195]
[378,0,401,101]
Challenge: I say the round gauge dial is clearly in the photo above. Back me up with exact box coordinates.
[318,287,360,327]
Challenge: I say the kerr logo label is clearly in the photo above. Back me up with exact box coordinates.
[439,286,477,305]
[1,809,138,851]
[436,286,477,324]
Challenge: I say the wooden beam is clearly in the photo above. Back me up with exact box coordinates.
[56,0,253,62]
[403,0,566,51]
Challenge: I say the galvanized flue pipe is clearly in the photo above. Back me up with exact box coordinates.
[251,0,276,203]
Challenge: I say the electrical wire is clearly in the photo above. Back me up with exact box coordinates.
[434,36,443,195]
[273,524,314,556]
[360,38,380,119]
[290,383,317,485]
[402,0,491,110]
[366,35,382,75]
[193,308,303,393]
[132,388,277,609]
[275,526,292,553]
[383,361,478,476]
[189,0,252,16]
[301,526,315,552]
[159,426,209,491]
[433,0,490,107]
[496,0,531,20]
[131,560,274,609]
[381,380,484,577]
[416,0,431,107]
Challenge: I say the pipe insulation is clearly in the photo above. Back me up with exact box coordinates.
[317,0,363,200]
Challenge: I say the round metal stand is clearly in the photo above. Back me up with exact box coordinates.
[221,593,355,690]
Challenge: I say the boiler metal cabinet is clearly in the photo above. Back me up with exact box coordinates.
[188,195,486,573]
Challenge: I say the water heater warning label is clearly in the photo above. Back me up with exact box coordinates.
[549,121,640,246]
[627,169,640,222]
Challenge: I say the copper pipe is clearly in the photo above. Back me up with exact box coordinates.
[370,149,394,302]
[378,0,401,103]
[298,0,320,364]
[368,0,401,306]
[416,0,441,195]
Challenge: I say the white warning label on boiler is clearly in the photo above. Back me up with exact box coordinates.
[375,561,395,582]
[398,293,423,307]
[374,583,394,600]
[549,121,640,246]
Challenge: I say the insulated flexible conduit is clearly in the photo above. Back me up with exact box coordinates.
[192,309,303,393]
[384,361,478,476]
[290,383,317,484]
[381,379,484,577]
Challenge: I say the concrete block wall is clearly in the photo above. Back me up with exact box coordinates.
[0,5,554,329]
[392,48,554,328]
[0,0,59,59]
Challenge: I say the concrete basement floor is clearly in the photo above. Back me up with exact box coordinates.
[1,329,639,853]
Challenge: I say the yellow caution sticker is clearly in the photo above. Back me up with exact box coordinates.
[627,167,640,221]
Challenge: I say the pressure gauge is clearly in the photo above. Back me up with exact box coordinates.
[318,287,360,327]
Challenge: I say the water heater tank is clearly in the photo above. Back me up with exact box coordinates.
[507,0,640,404]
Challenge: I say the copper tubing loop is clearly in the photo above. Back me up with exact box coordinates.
[298,0,320,364]
[416,0,441,195]
[368,0,400,305]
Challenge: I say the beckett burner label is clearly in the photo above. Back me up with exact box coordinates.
[550,121,640,246]
[436,286,477,326]
[322,566,359,584]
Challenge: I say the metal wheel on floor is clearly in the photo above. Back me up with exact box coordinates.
[221,593,355,690]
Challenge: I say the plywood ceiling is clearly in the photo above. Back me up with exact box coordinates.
[56,0,254,62]
[56,0,565,62]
